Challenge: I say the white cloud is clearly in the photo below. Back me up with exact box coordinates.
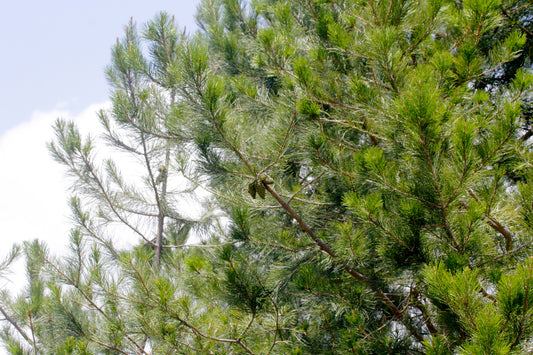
[0,103,107,291]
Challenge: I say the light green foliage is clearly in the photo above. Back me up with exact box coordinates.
[1,0,533,353]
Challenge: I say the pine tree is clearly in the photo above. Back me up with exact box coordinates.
[1,0,533,353]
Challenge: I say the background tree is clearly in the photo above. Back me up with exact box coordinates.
[1,0,533,353]
[0,15,215,354]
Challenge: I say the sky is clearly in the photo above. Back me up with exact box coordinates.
[0,0,200,348]
[0,0,201,134]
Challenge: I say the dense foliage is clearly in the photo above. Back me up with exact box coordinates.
[1,0,533,353]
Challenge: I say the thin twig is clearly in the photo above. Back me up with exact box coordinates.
[0,304,32,344]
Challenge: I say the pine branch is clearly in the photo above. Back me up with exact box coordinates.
[77,152,150,243]
[477,240,533,267]
[261,180,425,342]
[0,304,32,345]
[127,256,258,354]
[511,261,533,348]
[467,189,514,251]
[501,6,533,37]
[26,307,38,355]
[43,256,150,355]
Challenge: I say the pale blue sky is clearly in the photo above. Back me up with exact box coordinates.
[0,0,201,134]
